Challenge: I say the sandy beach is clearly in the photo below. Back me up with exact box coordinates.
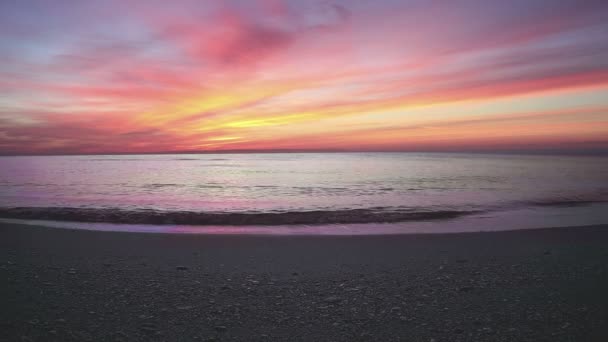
[2,222,608,341]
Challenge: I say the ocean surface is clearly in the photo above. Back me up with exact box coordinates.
[0,153,607,234]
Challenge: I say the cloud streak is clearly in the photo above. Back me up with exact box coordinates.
[0,0,607,154]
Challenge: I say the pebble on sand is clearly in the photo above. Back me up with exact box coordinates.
[323,296,342,304]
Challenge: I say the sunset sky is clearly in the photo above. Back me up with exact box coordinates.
[1,0,607,155]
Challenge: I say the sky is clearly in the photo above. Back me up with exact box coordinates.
[0,0,607,155]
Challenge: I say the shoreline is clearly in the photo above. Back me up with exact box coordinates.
[1,199,607,226]
[0,207,480,226]
[2,202,608,236]
[2,222,608,341]
[2,217,608,237]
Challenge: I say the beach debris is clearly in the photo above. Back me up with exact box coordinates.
[214,325,227,332]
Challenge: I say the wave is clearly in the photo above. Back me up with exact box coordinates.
[518,191,608,208]
[0,207,480,226]
[525,199,608,207]
[142,183,184,189]
[85,158,148,161]
[0,196,605,226]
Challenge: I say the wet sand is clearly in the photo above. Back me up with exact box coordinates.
[1,223,608,341]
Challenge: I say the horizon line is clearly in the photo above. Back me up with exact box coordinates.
[2,148,608,157]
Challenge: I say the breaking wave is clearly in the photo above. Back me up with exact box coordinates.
[0,196,606,226]
[0,207,480,225]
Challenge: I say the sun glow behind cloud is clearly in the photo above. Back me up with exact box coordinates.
[0,0,607,154]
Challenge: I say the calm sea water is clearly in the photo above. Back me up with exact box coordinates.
[0,153,607,233]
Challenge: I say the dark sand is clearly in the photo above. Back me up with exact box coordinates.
[2,223,608,342]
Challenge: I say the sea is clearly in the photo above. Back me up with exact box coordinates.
[0,153,607,235]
